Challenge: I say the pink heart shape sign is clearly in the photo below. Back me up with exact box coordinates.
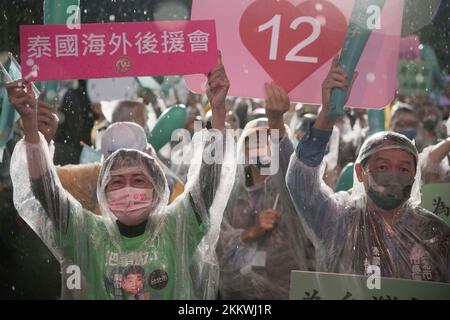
[240,0,347,92]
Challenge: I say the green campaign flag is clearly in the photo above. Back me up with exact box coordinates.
[397,60,433,96]
[148,104,187,152]
[328,0,386,117]
[421,183,450,226]
[0,55,40,150]
[420,44,446,92]
[290,271,450,300]
[367,109,385,136]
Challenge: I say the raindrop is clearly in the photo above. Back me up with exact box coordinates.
[366,72,376,83]
[416,74,424,83]
[316,15,327,27]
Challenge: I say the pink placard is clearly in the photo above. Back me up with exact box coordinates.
[185,0,404,109]
[20,20,217,81]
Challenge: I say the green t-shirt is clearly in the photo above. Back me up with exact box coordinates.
[60,196,204,300]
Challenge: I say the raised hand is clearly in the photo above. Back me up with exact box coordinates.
[316,55,358,130]
[206,51,230,131]
[7,79,39,143]
[264,81,289,138]
[256,208,279,232]
[240,208,280,244]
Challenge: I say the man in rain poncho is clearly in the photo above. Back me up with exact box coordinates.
[217,82,314,299]
[286,57,449,282]
[6,55,236,299]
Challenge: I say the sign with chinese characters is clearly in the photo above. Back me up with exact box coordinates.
[185,0,404,108]
[421,183,450,226]
[290,271,450,300]
[20,20,217,81]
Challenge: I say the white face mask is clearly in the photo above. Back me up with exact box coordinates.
[107,187,154,226]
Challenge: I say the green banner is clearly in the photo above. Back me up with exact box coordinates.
[290,271,450,300]
[421,183,450,226]
[397,60,433,96]
[0,55,40,149]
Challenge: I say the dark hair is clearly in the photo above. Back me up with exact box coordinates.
[123,265,145,278]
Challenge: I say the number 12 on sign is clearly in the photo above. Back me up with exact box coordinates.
[258,15,321,63]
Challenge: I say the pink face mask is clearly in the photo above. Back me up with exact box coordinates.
[107,187,154,225]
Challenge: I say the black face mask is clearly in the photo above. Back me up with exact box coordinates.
[366,171,415,211]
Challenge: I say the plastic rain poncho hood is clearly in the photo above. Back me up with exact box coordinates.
[217,118,313,299]
[11,129,236,299]
[287,130,450,282]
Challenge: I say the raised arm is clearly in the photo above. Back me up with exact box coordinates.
[420,137,450,183]
[188,52,232,220]
[286,56,357,245]
[7,80,70,232]
[207,51,228,132]
[264,81,294,174]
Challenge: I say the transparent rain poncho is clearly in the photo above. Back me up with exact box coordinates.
[419,142,450,184]
[10,128,236,299]
[56,122,185,216]
[217,118,314,299]
[287,130,450,282]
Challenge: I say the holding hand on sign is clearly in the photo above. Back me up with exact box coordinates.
[206,51,230,131]
[316,55,358,131]
[7,80,40,144]
[286,55,449,283]
[265,81,289,139]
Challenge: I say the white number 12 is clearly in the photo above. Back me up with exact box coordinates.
[258,14,321,63]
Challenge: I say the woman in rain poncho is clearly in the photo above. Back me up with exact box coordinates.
[217,82,314,299]
[286,56,449,282]
[56,121,185,215]
[6,56,236,299]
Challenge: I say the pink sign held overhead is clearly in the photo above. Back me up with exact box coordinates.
[185,0,404,109]
[20,20,217,81]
